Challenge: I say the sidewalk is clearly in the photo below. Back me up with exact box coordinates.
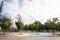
[0,32,58,37]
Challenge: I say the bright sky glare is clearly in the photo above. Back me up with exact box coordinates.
[0,0,60,26]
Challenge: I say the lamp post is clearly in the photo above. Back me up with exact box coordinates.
[0,1,3,13]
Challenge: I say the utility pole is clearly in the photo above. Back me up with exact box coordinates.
[0,1,3,13]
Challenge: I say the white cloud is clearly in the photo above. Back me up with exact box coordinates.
[1,0,60,25]
[22,0,60,24]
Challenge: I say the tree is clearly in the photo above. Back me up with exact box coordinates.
[16,14,24,34]
[33,20,42,34]
[23,24,29,30]
[52,18,58,23]
[29,24,33,32]
[52,18,58,35]
[56,22,60,31]
[44,19,52,32]
[0,17,12,34]
[44,18,58,35]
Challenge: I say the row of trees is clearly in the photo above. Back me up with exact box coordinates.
[0,14,60,34]
[16,15,60,35]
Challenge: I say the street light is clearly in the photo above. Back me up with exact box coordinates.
[0,1,4,13]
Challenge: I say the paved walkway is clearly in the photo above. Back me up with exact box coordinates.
[0,36,60,40]
[0,32,60,40]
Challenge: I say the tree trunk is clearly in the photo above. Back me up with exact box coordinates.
[53,28,54,35]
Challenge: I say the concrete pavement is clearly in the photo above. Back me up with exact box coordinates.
[0,36,60,40]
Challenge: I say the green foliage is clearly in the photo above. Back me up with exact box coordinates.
[28,20,42,32]
[16,14,24,30]
[15,15,60,32]
[44,18,59,34]
[33,20,42,31]
[0,17,12,32]
[56,22,60,31]
[23,24,29,30]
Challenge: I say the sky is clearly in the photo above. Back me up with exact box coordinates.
[0,0,60,26]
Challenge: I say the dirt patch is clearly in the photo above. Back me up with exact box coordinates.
[0,33,30,37]
[0,33,20,37]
